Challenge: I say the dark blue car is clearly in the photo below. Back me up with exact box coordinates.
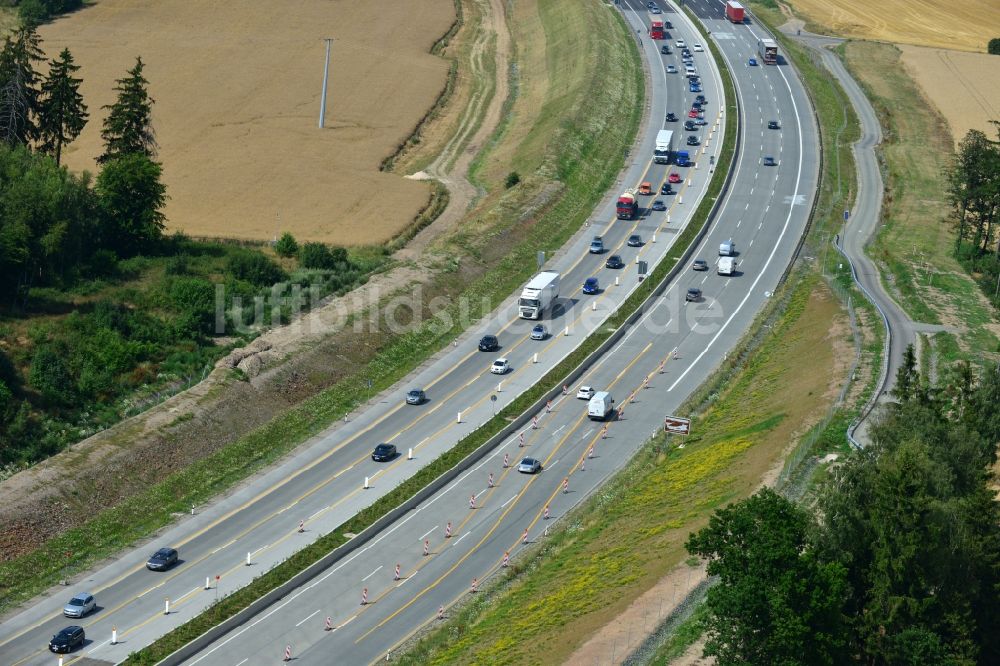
[582,277,600,295]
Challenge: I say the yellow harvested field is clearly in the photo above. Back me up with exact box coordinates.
[40,0,455,245]
[899,45,1000,146]
[788,0,1000,52]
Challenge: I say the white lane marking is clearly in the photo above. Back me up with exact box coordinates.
[419,526,437,541]
[236,659,249,666]
[362,566,382,582]
[397,570,416,586]
[308,506,328,520]
[454,531,471,544]
[339,614,358,629]
[333,464,354,478]
[211,538,237,555]
[295,610,320,627]
[138,585,159,598]
[501,494,517,508]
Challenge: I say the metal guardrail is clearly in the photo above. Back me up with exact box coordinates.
[156,28,744,666]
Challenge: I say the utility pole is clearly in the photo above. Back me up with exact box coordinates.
[318,38,334,128]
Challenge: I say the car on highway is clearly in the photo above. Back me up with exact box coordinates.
[686,135,699,146]
[371,443,397,462]
[660,182,673,195]
[63,593,95,618]
[146,547,178,571]
[695,117,708,125]
[490,358,510,375]
[682,47,691,56]
[666,111,678,122]
[684,119,697,131]
[589,236,604,254]
[49,626,85,653]
[576,385,595,400]
[627,234,643,247]
[517,457,542,474]
[582,277,600,295]
[605,255,625,269]
[686,287,702,302]
[530,324,548,340]
[689,84,702,93]
[748,57,758,66]
[693,43,703,52]
[675,39,685,48]
[668,172,682,184]
[660,44,670,54]
[651,200,666,211]
[695,94,706,104]
[768,119,781,129]
[478,334,499,352]
[692,259,709,271]
[688,108,699,118]
[650,6,661,13]
[763,156,777,166]
[666,64,677,74]
[405,389,426,405]
[692,100,702,111]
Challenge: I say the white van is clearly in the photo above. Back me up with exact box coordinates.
[587,392,615,421]
[719,239,736,256]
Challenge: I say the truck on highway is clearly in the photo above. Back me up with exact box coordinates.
[757,38,778,64]
[587,391,615,421]
[518,271,560,319]
[725,1,745,23]
[648,14,665,39]
[654,129,674,164]
[675,150,691,167]
[719,239,736,256]
[718,256,736,275]
[616,190,638,219]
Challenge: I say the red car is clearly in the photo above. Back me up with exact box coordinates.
[688,108,699,118]
[668,172,682,184]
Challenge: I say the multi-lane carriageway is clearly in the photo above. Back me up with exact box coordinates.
[0,1,817,664]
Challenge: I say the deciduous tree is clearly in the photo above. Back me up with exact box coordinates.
[95,152,166,257]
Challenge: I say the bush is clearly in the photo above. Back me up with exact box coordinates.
[299,242,346,270]
[87,249,118,278]
[989,38,1000,55]
[226,251,286,287]
[275,232,299,258]
[29,345,75,406]
[505,171,521,188]
[168,278,218,337]
[164,254,190,276]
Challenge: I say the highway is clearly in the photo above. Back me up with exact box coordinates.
[166,1,820,664]
[0,4,733,666]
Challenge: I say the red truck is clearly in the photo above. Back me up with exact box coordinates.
[725,0,745,23]
[616,191,638,220]
[648,14,665,40]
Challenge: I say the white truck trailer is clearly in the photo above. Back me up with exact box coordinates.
[654,129,674,164]
[518,271,560,319]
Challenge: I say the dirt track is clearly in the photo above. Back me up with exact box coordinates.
[40,0,454,245]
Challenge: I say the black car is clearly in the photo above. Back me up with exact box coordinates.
[768,119,781,129]
[478,334,499,352]
[660,45,671,55]
[684,120,697,131]
[686,135,700,146]
[49,626,85,653]
[686,287,702,302]
[146,547,178,571]
[660,182,672,195]
[695,94,706,104]
[372,443,397,462]
[606,255,625,269]
[666,112,678,122]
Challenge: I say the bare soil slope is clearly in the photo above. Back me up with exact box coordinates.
[787,0,1000,52]
[899,45,1000,147]
[40,0,455,245]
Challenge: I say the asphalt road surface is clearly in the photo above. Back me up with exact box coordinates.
[171,2,820,664]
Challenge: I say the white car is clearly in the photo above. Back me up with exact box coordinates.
[490,358,510,375]
[675,39,685,48]
[693,43,704,52]
[666,64,677,74]
[576,386,595,400]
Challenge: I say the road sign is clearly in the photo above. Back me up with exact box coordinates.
[664,416,691,435]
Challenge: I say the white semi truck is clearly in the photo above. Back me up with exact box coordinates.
[654,129,674,164]
[518,271,560,319]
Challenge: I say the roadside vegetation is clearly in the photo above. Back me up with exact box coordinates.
[0,0,646,618]
[840,41,1000,370]
[0,24,381,474]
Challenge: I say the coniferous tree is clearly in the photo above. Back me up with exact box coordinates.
[0,23,45,147]
[38,48,88,166]
[98,56,156,164]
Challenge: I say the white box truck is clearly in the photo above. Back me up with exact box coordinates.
[718,256,736,275]
[654,129,673,164]
[587,391,615,421]
[518,271,560,319]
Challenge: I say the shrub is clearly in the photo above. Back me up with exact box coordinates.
[275,232,299,258]
[168,278,218,337]
[226,251,286,287]
[989,38,1000,55]
[505,171,521,188]
[87,249,118,278]
[299,242,339,270]
[29,345,75,406]
[164,254,190,276]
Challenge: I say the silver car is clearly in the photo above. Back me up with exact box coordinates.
[63,593,95,618]
[518,457,542,474]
